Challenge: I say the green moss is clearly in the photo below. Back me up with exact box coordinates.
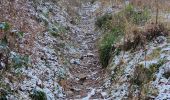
[48,23,67,38]
[30,90,47,100]
[49,30,60,37]
[0,22,10,31]
[0,36,8,47]
[11,53,29,69]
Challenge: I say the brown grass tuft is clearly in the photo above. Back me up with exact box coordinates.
[117,23,169,51]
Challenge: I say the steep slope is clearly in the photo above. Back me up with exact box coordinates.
[104,36,170,99]
[0,0,69,99]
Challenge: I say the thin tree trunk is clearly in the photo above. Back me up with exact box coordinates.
[156,0,159,24]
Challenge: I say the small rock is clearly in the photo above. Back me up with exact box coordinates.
[159,78,168,83]
[20,85,26,91]
[156,36,166,44]
[101,92,107,97]
[80,56,84,60]
[36,79,43,88]
[66,90,73,95]
[70,87,81,92]
[87,53,94,57]
[79,74,86,79]
[0,62,5,70]
[70,59,80,65]
[78,74,87,85]
[7,95,15,100]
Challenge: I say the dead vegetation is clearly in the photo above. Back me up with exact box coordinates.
[117,23,169,51]
[96,0,170,68]
[0,0,44,56]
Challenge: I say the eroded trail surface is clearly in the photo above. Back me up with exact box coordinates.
[65,3,107,99]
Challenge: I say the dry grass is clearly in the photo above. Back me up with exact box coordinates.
[119,23,169,51]
[95,0,170,68]
[146,48,161,60]
[118,0,170,51]
[128,63,161,99]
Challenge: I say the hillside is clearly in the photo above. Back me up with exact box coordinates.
[0,0,169,99]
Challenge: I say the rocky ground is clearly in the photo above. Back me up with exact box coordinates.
[0,0,170,100]
[63,2,107,99]
[105,36,170,99]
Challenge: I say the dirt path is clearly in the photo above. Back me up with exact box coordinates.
[64,3,107,99]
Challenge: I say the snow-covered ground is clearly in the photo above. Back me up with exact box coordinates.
[105,36,170,99]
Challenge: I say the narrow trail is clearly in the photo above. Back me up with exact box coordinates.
[65,3,107,99]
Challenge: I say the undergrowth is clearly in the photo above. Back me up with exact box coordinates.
[96,4,150,67]
[98,28,123,67]
[96,3,170,68]
[30,89,47,100]
[129,59,167,99]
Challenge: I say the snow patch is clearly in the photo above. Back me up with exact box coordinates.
[82,89,96,100]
